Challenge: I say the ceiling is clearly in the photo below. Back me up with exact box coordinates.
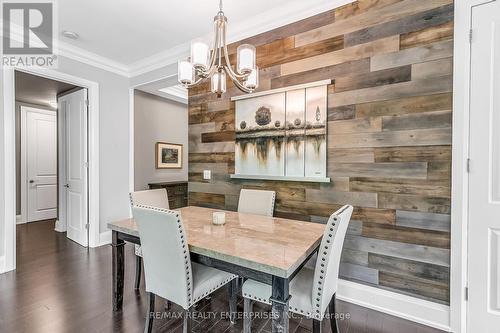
[15,71,77,108]
[56,0,347,76]
[59,0,292,65]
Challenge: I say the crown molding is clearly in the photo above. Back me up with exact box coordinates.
[58,41,131,77]
[2,1,354,79]
[128,0,355,78]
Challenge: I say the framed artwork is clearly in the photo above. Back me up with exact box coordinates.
[155,142,183,169]
[232,80,329,181]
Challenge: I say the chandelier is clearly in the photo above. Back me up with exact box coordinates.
[177,0,259,97]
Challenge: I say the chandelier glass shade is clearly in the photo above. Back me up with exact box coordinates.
[177,0,259,97]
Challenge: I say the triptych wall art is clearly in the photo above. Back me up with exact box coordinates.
[231,80,330,181]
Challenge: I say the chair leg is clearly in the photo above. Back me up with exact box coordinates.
[182,308,192,333]
[312,319,322,333]
[329,293,338,333]
[135,255,142,290]
[228,279,238,324]
[144,292,155,333]
[243,298,253,333]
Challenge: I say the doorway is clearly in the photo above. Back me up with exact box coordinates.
[15,71,90,247]
[467,0,500,331]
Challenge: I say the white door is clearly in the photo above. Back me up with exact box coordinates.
[468,1,500,332]
[24,108,57,222]
[59,89,88,246]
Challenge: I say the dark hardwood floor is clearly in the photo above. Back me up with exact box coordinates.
[0,220,444,333]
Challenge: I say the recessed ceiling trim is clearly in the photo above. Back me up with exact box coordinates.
[52,0,354,79]
[128,0,354,77]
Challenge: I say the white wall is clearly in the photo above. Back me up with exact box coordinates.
[134,90,188,190]
[1,56,131,264]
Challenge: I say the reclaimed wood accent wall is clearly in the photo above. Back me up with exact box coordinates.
[188,0,454,304]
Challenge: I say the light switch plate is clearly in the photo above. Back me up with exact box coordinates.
[203,170,211,180]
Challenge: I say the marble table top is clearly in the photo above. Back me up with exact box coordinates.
[108,206,326,278]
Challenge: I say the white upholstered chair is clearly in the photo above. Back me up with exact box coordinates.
[242,205,353,333]
[238,189,275,217]
[129,189,170,290]
[132,205,238,333]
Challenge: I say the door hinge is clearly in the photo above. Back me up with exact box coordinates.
[84,162,89,168]
[469,29,473,43]
[467,158,471,173]
[465,286,469,301]
[84,99,89,106]
[85,224,89,230]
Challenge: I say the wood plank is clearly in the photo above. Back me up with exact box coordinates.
[381,110,452,131]
[355,93,452,118]
[188,152,235,164]
[335,65,412,93]
[378,193,451,214]
[344,4,453,47]
[271,58,370,89]
[242,184,306,202]
[188,192,225,207]
[427,161,451,181]
[396,210,451,232]
[362,222,450,248]
[228,9,336,50]
[339,262,379,284]
[378,271,449,302]
[400,21,454,49]
[329,162,428,179]
[328,117,382,134]
[189,123,235,153]
[281,36,400,76]
[201,131,235,143]
[350,177,450,197]
[330,75,453,108]
[294,0,453,47]
[330,148,375,163]
[189,109,234,125]
[329,128,452,148]
[341,248,369,266]
[368,253,449,282]
[334,0,403,20]
[371,40,453,71]
[344,234,450,267]
[374,145,451,162]
[189,181,241,196]
[188,162,229,173]
[411,57,453,80]
[305,188,378,208]
[352,207,396,224]
[328,104,357,121]
[328,128,451,148]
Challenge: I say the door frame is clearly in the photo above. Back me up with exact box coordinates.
[19,106,57,224]
[2,67,100,273]
[451,1,497,332]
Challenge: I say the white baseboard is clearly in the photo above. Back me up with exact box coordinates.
[16,215,25,224]
[98,231,111,246]
[54,219,66,233]
[337,279,451,332]
[0,256,5,274]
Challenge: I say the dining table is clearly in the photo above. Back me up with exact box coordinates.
[108,206,326,333]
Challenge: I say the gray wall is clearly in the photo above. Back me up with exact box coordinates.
[15,102,57,216]
[0,55,132,263]
[134,90,188,190]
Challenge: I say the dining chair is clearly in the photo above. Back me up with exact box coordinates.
[132,205,238,333]
[241,205,353,333]
[238,189,275,217]
[129,189,170,290]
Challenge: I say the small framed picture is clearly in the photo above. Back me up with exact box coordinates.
[155,142,183,169]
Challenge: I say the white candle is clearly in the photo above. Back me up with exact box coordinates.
[212,212,226,225]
